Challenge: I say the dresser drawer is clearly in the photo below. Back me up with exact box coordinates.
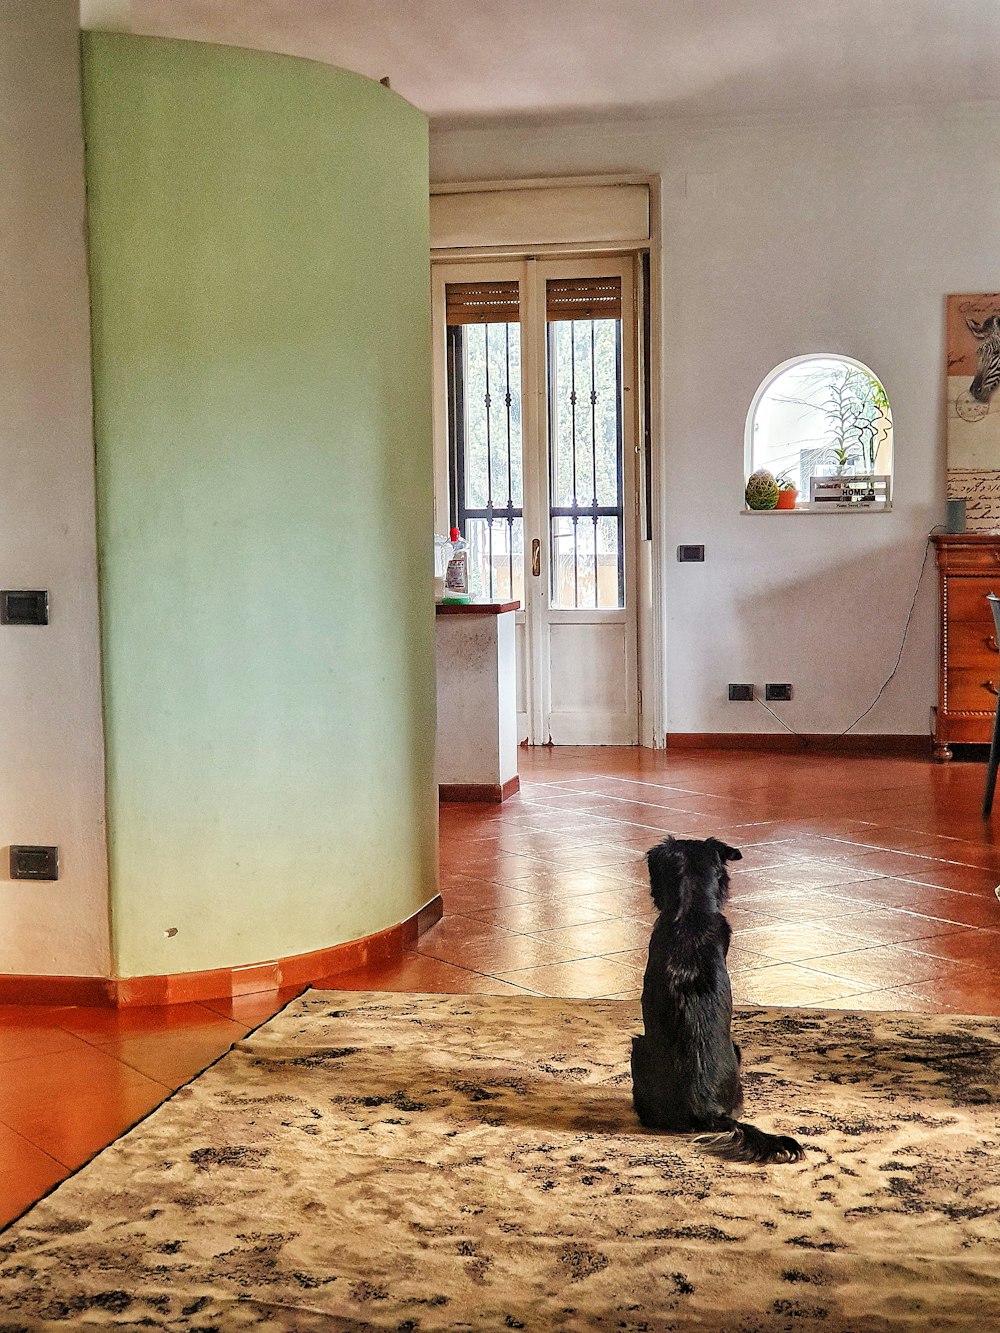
[942,576,1000,624]
[944,666,1000,714]
[946,619,1000,665]
[936,543,1000,574]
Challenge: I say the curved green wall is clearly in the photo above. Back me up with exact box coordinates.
[82,34,436,977]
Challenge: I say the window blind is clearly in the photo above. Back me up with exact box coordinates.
[546,276,622,322]
[431,183,650,252]
[445,280,520,325]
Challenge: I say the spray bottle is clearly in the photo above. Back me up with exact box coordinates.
[442,526,471,604]
[433,533,452,602]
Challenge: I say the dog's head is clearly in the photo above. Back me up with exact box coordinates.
[645,836,742,918]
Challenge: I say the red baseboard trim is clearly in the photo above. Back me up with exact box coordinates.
[667,733,930,756]
[0,974,117,1007]
[402,894,444,947]
[439,775,520,803]
[0,894,444,1009]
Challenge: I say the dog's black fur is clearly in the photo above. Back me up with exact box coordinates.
[631,836,804,1164]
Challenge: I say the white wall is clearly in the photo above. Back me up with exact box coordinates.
[430,106,1000,737]
[0,0,110,974]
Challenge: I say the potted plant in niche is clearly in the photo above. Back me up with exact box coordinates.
[775,471,799,509]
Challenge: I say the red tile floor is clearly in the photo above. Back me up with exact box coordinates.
[2,746,998,1227]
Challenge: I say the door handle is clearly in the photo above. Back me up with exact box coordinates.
[984,681,1000,697]
[987,635,999,653]
[531,539,541,578]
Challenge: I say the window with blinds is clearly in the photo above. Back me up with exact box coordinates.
[546,276,624,609]
[443,273,628,609]
[445,281,524,603]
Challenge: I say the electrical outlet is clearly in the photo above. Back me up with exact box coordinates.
[728,683,754,702]
[677,544,705,563]
[765,683,792,702]
[9,846,59,881]
[1,590,48,625]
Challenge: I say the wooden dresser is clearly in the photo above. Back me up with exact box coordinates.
[932,534,1000,758]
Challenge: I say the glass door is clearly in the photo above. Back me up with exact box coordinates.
[534,258,638,744]
[434,257,639,745]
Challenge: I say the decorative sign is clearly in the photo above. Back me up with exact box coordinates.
[947,293,1000,530]
[809,475,891,509]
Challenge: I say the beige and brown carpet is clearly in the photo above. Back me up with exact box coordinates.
[0,990,998,1331]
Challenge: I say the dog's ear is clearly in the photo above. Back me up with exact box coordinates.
[646,836,676,869]
[646,837,680,913]
[707,838,742,864]
[704,837,740,911]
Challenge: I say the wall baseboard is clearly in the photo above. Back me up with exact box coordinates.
[439,776,520,802]
[0,895,444,1009]
[667,733,930,756]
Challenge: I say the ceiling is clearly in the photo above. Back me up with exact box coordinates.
[85,1,1000,127]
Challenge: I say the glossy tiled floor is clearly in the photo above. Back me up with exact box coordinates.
[2,746,998,1228]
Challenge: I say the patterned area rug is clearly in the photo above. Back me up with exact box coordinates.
[1,991,998,1331]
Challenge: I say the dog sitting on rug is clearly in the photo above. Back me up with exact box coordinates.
[631,835,804,1165]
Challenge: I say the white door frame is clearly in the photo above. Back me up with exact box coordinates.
[432,254,650,746]
[430,173,665,749]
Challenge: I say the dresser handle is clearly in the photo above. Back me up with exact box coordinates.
[988,635,1000,652]
[984,681,1000,696]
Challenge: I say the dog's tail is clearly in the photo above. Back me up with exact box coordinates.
[694,1120,803,1165]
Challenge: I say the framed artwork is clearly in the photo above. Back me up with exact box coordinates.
[947,293,1000,529]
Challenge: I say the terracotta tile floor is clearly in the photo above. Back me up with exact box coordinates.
[2,745,999,1228]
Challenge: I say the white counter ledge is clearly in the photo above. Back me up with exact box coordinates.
[435,601,520,802]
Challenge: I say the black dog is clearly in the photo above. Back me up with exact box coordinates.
[630,836,803,1164]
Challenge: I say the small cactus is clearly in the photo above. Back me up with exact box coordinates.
[745,468,779,510]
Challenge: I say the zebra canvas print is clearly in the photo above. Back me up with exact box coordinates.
[948,292,1000,530]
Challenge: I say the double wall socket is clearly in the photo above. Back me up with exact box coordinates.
[765,683,793,702]
[728,683,793,702]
